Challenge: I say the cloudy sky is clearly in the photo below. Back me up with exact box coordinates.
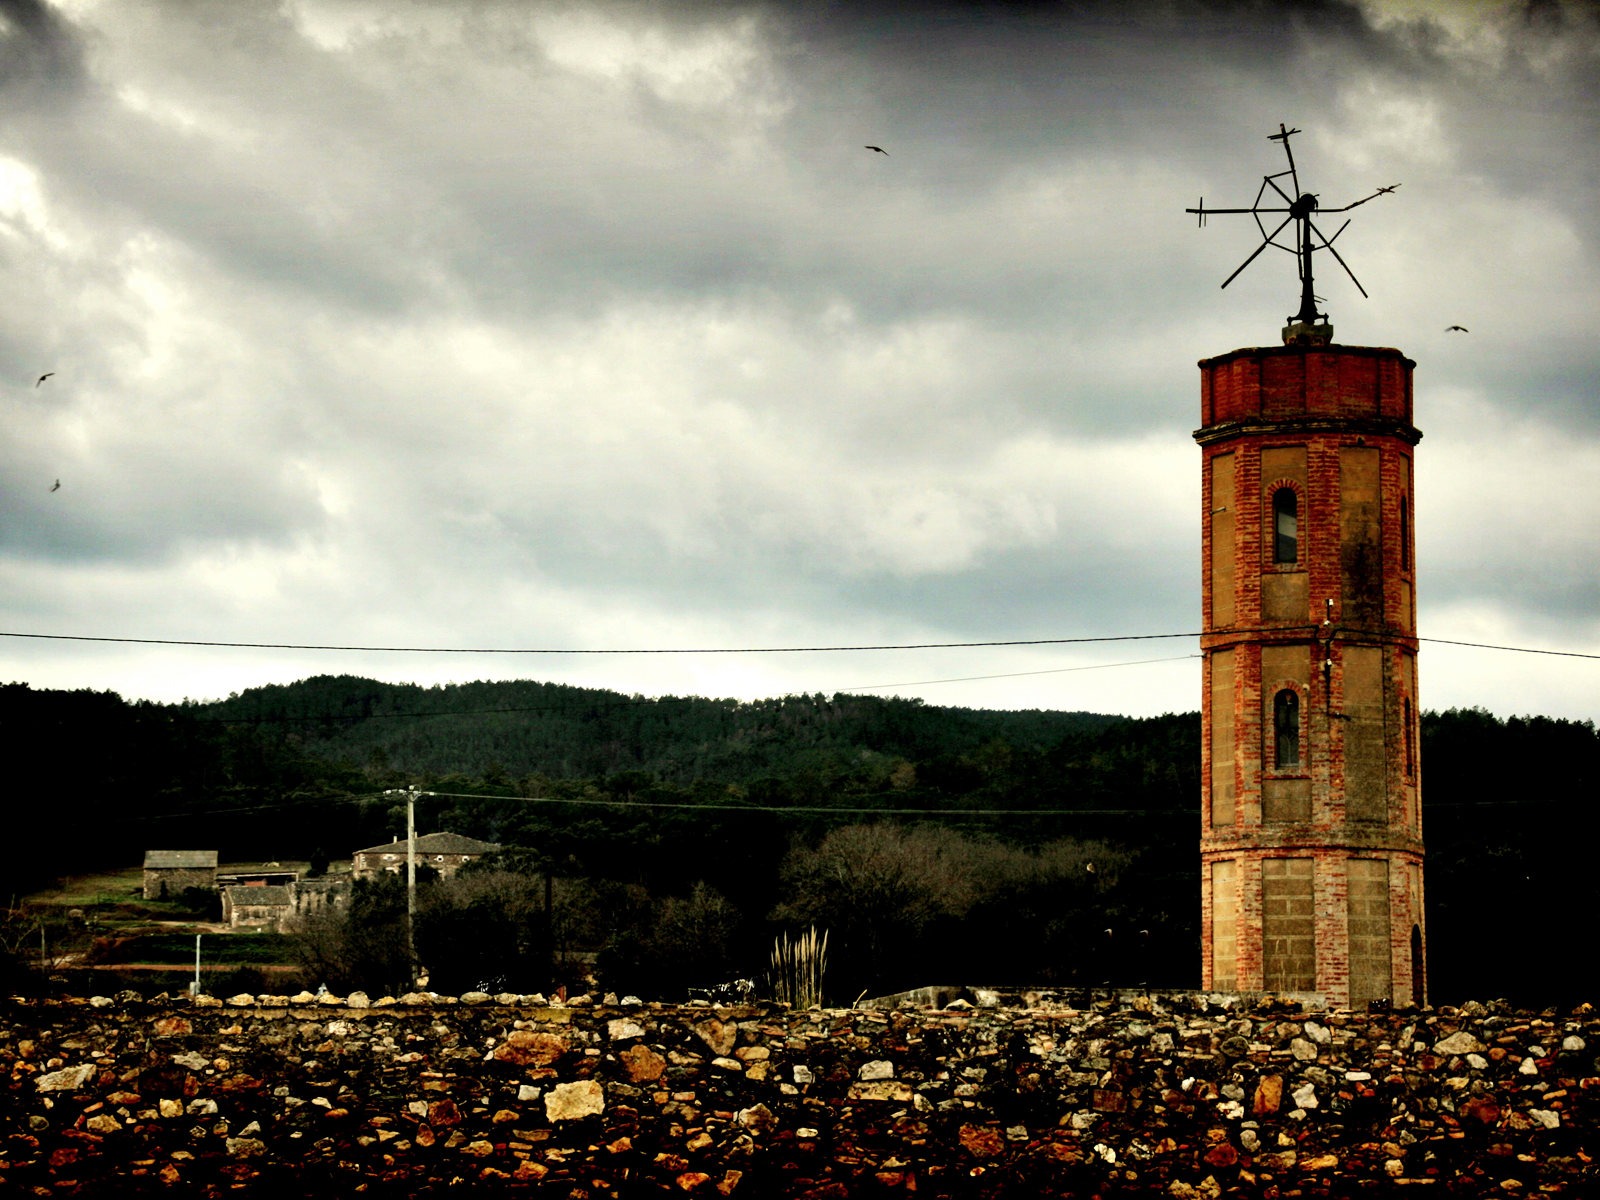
[1,0,1596,720]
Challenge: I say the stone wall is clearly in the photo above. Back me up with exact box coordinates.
[3,989,1596,1197]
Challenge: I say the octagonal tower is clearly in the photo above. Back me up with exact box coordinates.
[1197,341,1425,1008]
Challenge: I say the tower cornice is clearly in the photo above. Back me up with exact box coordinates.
[1198,343,1415,371]
[1194,415,1421,448]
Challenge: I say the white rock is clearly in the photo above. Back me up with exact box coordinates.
[859,1060,894,1081]
[543,1080,604,1122]
[1433,1031,1484,1055]
[35,1064,96,1092]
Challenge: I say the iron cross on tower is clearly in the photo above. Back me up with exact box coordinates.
[1187,124,1399,344]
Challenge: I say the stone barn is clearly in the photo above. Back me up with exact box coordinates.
[221,884,294,930]
[142,850,218,900]
[222,878,348,932]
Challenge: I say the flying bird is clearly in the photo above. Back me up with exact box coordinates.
[1445,325,1469,332]
[864,145,889,156]
[1376,184,1400,194]
[36,373,53,386]
[49,479,60,492]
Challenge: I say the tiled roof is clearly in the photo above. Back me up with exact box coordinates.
[355,832,502,857]
[226,885,293,906]
[144,850,219,869]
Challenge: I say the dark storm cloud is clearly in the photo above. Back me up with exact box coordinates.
[0,0,88,107]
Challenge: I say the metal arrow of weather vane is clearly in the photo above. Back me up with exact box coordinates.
[1187,124,1398,338]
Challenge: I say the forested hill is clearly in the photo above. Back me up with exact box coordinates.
[186,675,1125,784]
[6,677,1597,1004]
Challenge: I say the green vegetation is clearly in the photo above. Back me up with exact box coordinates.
[22,867,145,908]
[2,678,1595,1007]
[92,932,299,966]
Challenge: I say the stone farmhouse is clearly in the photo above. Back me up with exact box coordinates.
[141,831,498,929]
[221,877,346,932]
[142,850,218,900]
[352,832,501,881]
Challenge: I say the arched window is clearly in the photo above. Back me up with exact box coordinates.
[1400,494,1411,572]
[1403,698,1416,779]
[1272,488,1298,564]
[1274,688,1301,768]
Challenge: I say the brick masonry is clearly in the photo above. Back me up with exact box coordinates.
[1195,343,1425,1009]
[4,990,1596,1197]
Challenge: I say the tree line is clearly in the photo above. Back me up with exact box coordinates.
[2,678,1594,1006]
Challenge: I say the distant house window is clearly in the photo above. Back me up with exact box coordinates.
[1273,488,1298,564]
[1274,688,1301,768]
[383,854,397,862]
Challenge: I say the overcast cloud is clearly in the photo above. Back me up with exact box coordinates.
[1,0,1596,720]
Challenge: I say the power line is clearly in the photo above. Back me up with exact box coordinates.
[4,627,1596,659]
[1,629,1195,653]
[117,785,1187,824]
[841,654,1201,693]
[1418,637,1600,659]
[114,779,1562,832]
[422,788,1180,817]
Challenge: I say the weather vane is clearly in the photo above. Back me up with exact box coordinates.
[1187,124,1398,344]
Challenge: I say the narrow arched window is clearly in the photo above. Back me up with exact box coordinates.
[1274,688,1300,768]
[1403,698,1416,779]
[1273,488,1298,564]
[1400,494,1411,572]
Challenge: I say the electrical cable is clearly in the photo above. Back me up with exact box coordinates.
[1,629,1195,653]
[3,627,1594,658]
[841,654,1201,692]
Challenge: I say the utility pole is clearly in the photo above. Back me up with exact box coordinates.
[192,933,202,997]
[407,786,420,989]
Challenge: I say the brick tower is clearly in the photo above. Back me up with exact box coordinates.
[1196,338,1426,1008]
